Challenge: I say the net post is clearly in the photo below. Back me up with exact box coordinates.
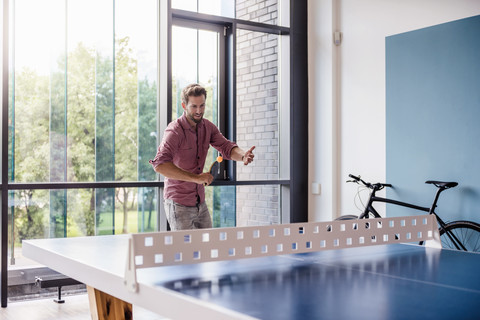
[124,236,139,292]
[424,215,442,249]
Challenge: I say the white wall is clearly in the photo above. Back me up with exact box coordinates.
[308,0,480,222]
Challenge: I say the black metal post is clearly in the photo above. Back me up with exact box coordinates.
[226,22,236,181]
[290,0,308,222]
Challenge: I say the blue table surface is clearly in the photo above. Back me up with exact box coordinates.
[24,236,480,320]
[138,244,480,320]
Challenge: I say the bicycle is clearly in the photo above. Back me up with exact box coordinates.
[336,174,480,252]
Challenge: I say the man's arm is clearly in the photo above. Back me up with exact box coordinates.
[230,146,255,165]
[154,162,214,186]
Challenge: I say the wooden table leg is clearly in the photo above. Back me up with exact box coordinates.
[87,286,133,320]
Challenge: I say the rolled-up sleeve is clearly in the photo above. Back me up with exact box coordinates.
[149,124,181,169]
[209,123,238,160]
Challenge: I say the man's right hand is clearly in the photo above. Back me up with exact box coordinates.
[199,172,214,186]
[155,162,213,186]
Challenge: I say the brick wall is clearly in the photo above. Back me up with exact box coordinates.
[235,0,281,226]
[236,0,278,24]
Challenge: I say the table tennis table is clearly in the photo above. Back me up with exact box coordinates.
[22,215,480,320]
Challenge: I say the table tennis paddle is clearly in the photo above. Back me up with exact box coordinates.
[204,156,223,186]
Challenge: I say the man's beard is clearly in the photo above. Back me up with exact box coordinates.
[189,113,203,124]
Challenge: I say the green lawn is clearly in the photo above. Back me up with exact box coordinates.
[96,209,157,235]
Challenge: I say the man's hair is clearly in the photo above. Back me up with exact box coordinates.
[181,83,207,105]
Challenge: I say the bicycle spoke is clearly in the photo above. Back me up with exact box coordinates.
[469,228,480,251]
[440,221,480,252]
[462,228,480,251]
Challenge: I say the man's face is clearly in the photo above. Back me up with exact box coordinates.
[182,95,206,124]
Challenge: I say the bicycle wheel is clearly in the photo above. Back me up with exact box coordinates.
[440,220,480,252]
[335,215,359,221]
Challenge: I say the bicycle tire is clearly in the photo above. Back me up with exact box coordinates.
[335,215,359,221]
[439,220,480,253]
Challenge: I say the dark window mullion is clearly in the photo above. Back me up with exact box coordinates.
[226,22,236,182]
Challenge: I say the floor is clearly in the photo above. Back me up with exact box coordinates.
[0,293,165,320]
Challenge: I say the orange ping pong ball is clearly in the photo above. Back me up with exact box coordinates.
[217,156,223,163]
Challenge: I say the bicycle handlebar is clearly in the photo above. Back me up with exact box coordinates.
[347,174,392,190]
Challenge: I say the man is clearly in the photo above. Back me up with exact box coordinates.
[150,83,255,230]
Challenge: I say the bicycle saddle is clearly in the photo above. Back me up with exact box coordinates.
[425,180,458,188]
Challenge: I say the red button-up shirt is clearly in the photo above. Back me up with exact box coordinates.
[149,113,238,206]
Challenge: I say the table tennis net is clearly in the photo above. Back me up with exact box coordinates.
[124,214,440,292]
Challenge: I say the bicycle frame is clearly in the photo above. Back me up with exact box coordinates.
[359,193,430,219]
[360,185,467,251]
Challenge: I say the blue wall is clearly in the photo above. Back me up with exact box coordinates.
[386,15,480,223]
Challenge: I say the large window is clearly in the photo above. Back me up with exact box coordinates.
[12,0,158,184]
[170,0,290,227]
[1,0,307,305]
[171,19,230,226]
[7,0,158,265]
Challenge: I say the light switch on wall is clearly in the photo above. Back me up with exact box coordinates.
[312,182,321,195]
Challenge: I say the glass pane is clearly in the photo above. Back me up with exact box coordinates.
[204,185,281,228]
[95,187,158,235]
[172,0,235,18]
[205,186,236,227]
[236,29,279,181]
[171,25,220,173]
[50,190,67,238]
[49,1,67,184]
[236,185,281,226]
[66,0,97,183]
[137,187,158,232]
[171,0,197,12]
[172,26,198,120]
[198,30,219,125]
[199,0,234,18]
[116,0,158,183]
[12,0,58,183]
[95,2,115,183]
[95,188,115,235]
[9,189,50,267]
[67,189,96,237]
[8,188,158,268]
[11,0,158,183]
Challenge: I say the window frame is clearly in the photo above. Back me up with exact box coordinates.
[170,16,227,138]
[0,0,308,307]
[169,7,291,186]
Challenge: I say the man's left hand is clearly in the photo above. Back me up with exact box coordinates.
[243,146,255,165]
